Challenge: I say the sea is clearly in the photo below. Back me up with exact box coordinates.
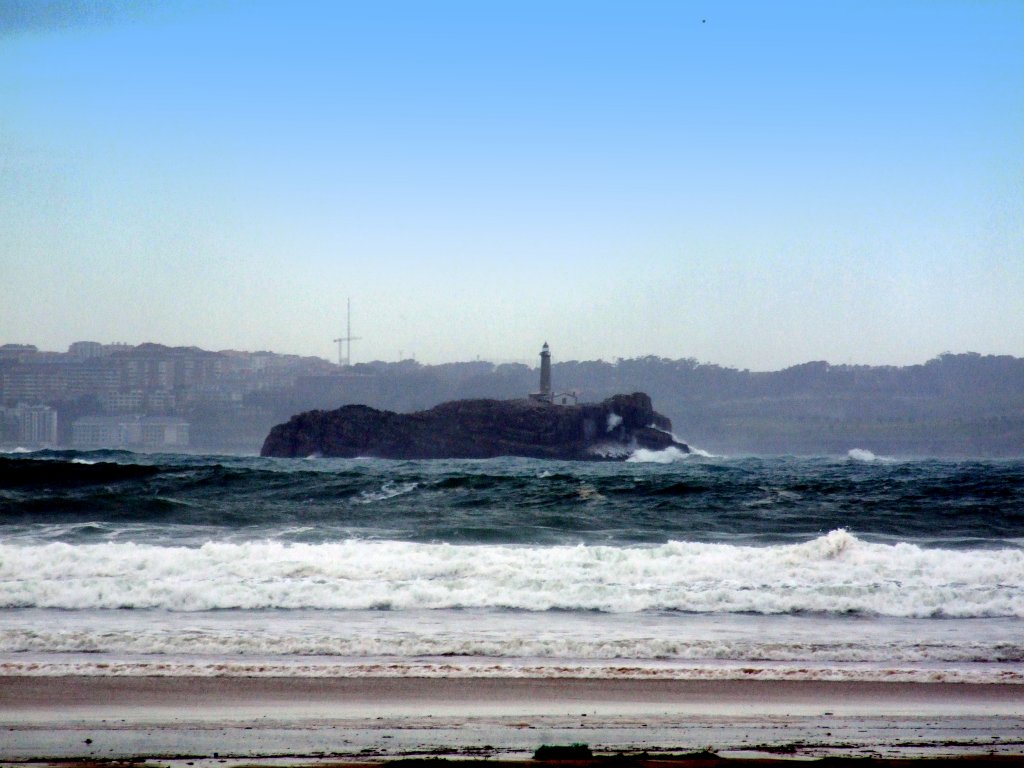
[1,446,1023,685]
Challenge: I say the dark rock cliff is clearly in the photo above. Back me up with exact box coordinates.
[260,392,689,460]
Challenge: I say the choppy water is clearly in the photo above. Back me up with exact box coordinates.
[1,448,1022,682]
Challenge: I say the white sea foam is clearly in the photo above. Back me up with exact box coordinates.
[1,530,1021,617]
[687,446,717,458]
[626,446,690,463]
[355,481,418,504]
[3,606,1021,683]
[626,431,717,461]
[3,615,1020,664]
[586,442,633,458]
[848,448,897,463]
[0,657,1020,684]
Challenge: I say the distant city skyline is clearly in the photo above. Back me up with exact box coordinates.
[2,1,1022,371]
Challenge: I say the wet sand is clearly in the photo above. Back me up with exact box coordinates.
[2,676,1023,764]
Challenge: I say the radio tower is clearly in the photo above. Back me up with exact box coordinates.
[333,298,361,367]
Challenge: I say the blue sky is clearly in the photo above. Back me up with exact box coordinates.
[2,0,1021,369]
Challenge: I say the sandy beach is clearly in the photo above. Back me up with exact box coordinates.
[2,676,1023,765]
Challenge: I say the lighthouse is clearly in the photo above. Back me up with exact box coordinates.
[539,342,552,398]
[530,342,578,404]
[530,343,578,405]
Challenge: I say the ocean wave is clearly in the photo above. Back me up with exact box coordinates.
[1,530,1021,617]
[4,454,1024,546]
[626,447,691,463]
[848,448,898,463]
[0,456,163,489]
[4,624,1020,664]
[355,481,419,504]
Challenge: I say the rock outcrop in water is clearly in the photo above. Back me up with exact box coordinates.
[260,392,688,460]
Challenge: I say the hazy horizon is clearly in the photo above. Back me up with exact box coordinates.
[4,334,1018,375]
[3,1,1022,370]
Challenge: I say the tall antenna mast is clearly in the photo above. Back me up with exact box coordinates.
[333,298,361,367]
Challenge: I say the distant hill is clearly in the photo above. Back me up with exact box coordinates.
[4,342,1023,456]
[249,352,1024,457]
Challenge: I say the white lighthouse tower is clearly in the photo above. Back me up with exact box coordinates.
[530,342,577,404]
[530,342,553,403]
[539,342,552,398]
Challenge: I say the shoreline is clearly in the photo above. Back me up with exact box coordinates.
[5,675,1024,712]
[3,676,1023,763]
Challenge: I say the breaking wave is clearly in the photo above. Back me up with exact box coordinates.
[1,529,1021,617]
[848,448,898,463]
[627,446,691,463]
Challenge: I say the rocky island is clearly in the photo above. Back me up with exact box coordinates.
[260,391,688,460]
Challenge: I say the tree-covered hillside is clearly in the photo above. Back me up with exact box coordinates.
[249,352,1024,457]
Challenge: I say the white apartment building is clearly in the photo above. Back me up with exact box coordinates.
[72,416,190,450]
[0,404,58,448]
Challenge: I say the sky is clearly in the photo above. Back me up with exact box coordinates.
[1,0,1022,371]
